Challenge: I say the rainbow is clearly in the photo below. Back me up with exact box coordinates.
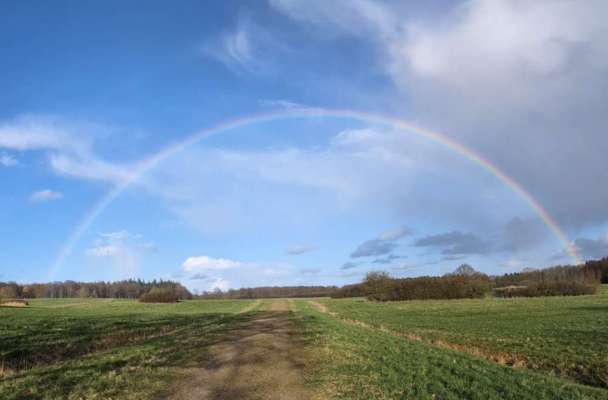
[48,107,581,279]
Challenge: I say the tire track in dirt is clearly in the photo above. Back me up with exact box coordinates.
[168,299,312,400]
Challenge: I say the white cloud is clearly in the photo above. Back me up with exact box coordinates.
[181,256,243,272]
[271,0,608,230]
[141,124,517,239]
[29,189,63,202]
[0,153,17,167]
[86,231,154,265]
[0,115,133,184]
[393,1,608,111]
[86,245,121,257]
[100,230,133,242]
[209,277,231,291]
[48,153,131,183]
[0,115,90,153]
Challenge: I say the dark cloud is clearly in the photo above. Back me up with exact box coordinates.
[351,240,397,258]
[300,267,321,274]
[273,1,608,230]
[574,236,608,260]
[414,231,491,255]
[441,255,466,261]
[350,227,411,258]
[372,254,406,264]
[377,227,412,241]
[500,218,547,252]
[341,262,360,270]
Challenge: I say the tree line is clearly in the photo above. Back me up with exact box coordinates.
[0,279,192,301]
[2,258,607,302]
[197,286,338,299]
[332,270,493,301]
[332,257,608,301]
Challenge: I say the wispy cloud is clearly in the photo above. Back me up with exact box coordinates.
[86,245,121,257]
[85,230,155,277]
[209,277,231,291]
[0,115,133,184]
[414,231,491,255]
[0,153,17,167]
[286,245,316,255]
[372,254,406,264]
[86,231,155,257]
[258,99,307,110]
[29,189,63,202]
[203,15,286,75]
[341,262,360,270]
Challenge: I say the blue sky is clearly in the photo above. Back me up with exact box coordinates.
[2,0,608,292]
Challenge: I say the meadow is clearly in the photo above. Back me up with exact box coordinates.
[314,286,608,388]
[0,298,259,399]
[1,291,607,399]
[294,299,608,400]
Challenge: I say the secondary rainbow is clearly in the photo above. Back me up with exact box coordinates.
[48,107,581,279]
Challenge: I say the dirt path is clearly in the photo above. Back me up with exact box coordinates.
[168,299,312,400]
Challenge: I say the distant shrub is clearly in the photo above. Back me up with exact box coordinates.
[198,285,338,299]
[494,281,597,298]
[495,263,602,288]
[139,287,180,303]
[362,271,493,302]
[331,283,367,298]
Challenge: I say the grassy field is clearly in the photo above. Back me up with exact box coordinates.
[0,298,259,399]
[314,286,608,388]
[295,300,608,400]
[1,293,607,399]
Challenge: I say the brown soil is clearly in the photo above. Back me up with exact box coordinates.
[167,299,312,400]
[0,301,28,307]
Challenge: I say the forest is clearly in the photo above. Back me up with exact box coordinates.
[0,279,192,301]
[1,258,607,302]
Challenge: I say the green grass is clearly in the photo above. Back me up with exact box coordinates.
[0,298,257,400]
[3,294,607,399]
[317,286,608,388]
[295,300,608,400]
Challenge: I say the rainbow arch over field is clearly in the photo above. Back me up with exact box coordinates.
[47,107,581,279]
